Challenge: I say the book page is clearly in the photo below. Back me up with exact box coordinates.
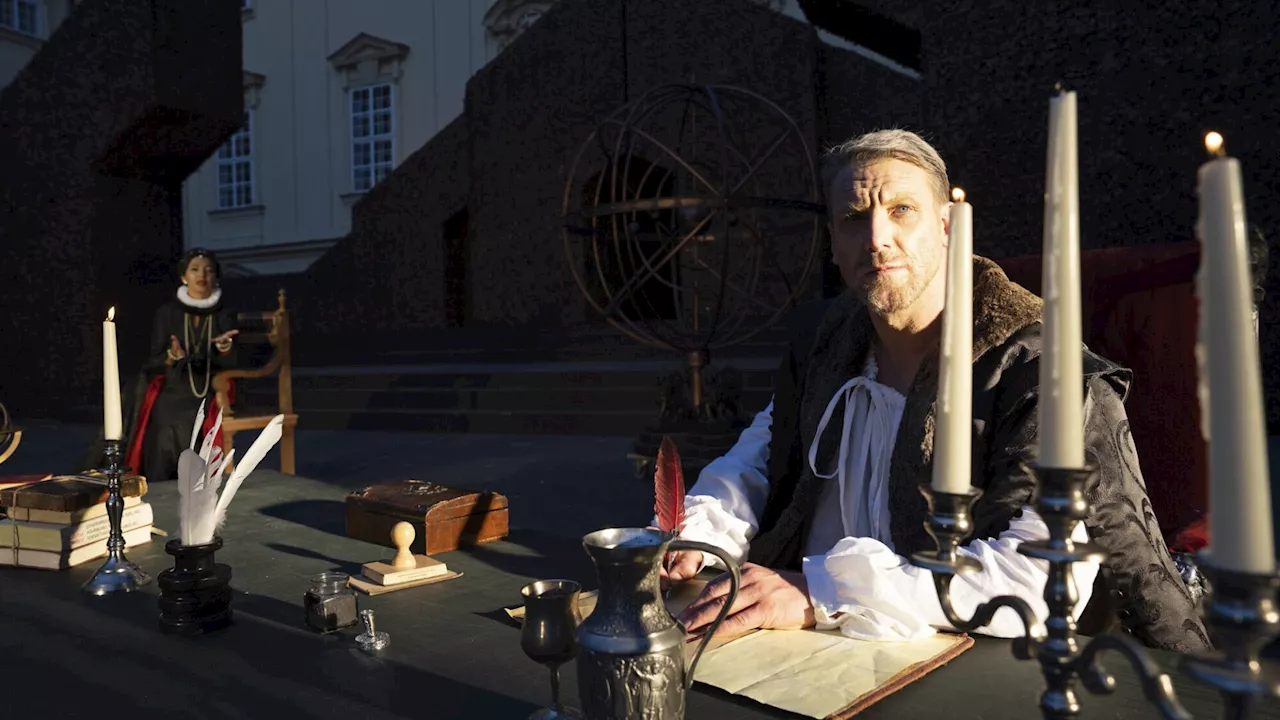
[692,629,967,719]
[506,576,969,718]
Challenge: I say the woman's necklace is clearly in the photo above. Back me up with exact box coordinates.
[184,314,213,398]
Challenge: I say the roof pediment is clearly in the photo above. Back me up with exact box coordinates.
[327,33,410,71]
[484,0,557,51]
[242,70,266,108]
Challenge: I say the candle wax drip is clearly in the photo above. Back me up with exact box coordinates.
[1192,243,1213,443]
[937,371,951,414]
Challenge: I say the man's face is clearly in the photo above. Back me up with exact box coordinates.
[828,159,949,319]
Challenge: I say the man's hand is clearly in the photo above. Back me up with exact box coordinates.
[677,562,816,640]
[658,550,703,591]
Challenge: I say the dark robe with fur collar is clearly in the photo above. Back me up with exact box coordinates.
[747,256,1210,653]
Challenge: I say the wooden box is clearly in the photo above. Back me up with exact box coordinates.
[344,479,509,556]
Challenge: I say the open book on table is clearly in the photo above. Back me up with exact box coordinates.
[505,573,973,719]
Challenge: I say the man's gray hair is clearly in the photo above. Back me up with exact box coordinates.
[821,129,950,207]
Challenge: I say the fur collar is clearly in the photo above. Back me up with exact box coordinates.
[798,255,1043,550]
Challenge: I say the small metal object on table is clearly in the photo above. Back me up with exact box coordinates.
[356,609,390,653]
[83,438,151,595]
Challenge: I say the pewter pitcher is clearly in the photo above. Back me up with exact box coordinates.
[576,528,740,720]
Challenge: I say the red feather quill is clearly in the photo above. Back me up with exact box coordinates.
[654,435,686,535]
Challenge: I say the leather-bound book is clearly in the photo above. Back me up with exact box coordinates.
[0,473,148,512]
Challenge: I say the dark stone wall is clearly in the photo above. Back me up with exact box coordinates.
[804,0,1279,426]
[817,45,923,148]
[622,0,827,316]
[907,1,1278,425]
[463,0,626,327]
[462,0,834,330]
[0,0,242,421]
[220,0,1280,426]
[308,115,471,334]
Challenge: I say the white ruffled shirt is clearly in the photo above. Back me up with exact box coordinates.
[671,357,1099,641]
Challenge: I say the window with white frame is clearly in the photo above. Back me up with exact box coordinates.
[216,111,254,209]
[350,83,394,192]
[0,0,40,36]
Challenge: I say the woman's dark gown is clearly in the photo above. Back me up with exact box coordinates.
[133,299,238,481]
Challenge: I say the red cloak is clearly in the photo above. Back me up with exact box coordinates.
[124,377,236,474]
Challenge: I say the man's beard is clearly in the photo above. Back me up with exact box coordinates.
[852,250,941,317]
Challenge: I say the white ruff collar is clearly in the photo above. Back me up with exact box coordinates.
[177,286,222,309]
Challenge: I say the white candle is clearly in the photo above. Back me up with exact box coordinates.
[1037,88,1085,468]
[1196,131,1274,574]
[933,188,974,493]
[103,307,122,441]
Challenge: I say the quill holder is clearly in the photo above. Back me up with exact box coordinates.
[157,535,233,635]
[83,439,152,595]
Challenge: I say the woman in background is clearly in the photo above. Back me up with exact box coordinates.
[124,248,240,481]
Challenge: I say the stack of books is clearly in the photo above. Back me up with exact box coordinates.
[0,473,153,570]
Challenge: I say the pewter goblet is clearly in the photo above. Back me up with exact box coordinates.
[521,579,585,720]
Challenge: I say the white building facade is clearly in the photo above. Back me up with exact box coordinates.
[183,0,506,276]
[0,0,76,87]
[0,0,909,277]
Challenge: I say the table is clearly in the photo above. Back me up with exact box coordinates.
[0,472,1275,719]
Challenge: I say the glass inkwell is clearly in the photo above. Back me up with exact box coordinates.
[304,571,359,633]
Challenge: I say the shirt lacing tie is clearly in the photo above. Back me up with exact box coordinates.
[807,374,902,545]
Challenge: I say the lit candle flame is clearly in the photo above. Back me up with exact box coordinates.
[951,187,966,203]
[107,307,115,322]
[1205,131,1225,157]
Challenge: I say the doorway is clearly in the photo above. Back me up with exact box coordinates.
[443,208,469,328]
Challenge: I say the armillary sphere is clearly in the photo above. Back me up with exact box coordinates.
[562,83,824,408]
[0,402,21,464]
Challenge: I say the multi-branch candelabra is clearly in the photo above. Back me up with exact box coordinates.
[83,438,151,595]
[911,465,1280,719]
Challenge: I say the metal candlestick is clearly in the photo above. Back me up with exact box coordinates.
[1182,564,1280,719]
[83,438,151,595]
[911,465,1191,719]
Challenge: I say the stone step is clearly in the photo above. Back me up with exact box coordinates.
[230,357,779,436]
[237,385,776,416]
[290,323,792,368]
[290,408,664,436]
[282,362,778,391]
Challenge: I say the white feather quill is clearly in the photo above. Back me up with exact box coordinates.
[177,409,284,545]
[192,461,226,544]
[189,400,208,451]
[177,449,208,545]
[216,447,236,481]
[198,407,224,464]
[212,415,284,532]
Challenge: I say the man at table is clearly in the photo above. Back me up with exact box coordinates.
[668,129,1210,653]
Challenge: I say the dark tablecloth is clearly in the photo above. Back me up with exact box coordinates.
[0,472,1274,719]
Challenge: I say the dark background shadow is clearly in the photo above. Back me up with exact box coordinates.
[264,542,363,577]
[258,499,349,537]
[0,581,538,720]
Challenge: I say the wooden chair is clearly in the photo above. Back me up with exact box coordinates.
[213,289,298,475]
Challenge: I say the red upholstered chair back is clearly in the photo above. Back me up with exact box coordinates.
[995,242,1206,541]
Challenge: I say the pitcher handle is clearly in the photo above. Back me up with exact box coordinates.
[668,539,741,690]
